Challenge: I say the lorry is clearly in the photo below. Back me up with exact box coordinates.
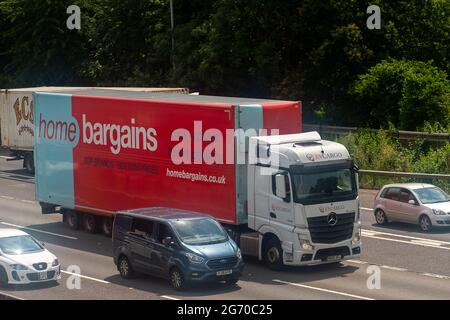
[0,87,188,173]
[34,89,361,268]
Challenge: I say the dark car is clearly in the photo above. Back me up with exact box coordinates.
[112,207,244,290]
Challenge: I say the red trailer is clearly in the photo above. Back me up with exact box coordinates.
[34,89,301,235]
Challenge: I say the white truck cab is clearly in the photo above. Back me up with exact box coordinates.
[242,131,361,269]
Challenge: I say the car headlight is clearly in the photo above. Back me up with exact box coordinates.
[10,264,28,270]
[236,248,242,260]
[52,259,59,267]
[433,209,446,216]
[299,239,314,251]
[185,252,204,264]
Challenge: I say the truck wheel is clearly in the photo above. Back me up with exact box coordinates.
[65,211,80,230]
[169,267,188,291]
[118,256,134,279]
[24,153,34,174]
[102,218,113,237]
[264,238,284,271]
[83,214,98,233]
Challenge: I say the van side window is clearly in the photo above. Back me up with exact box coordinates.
[115,215,133,232]
[131,218,154,240]
[156,223,174,244]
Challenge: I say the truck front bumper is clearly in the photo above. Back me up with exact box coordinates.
[284,243,361,266]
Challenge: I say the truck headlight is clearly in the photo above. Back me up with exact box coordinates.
[433,209,446,216]
[299,239,313,251]
[352,231,361,245]
[236,248,242,260]
[10,264,28,270]
[185,252,204,264]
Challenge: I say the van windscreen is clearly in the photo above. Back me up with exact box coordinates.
[172,218,228,246]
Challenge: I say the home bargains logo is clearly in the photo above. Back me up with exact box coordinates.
[38,113,157,155]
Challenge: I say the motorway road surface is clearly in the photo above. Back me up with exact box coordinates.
[0,158,449,300]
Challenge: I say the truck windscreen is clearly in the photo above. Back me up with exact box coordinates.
[292,168,357,205]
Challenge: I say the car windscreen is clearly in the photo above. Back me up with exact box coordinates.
[172,218,228,246]
[292,168,357,205]
[0,235,44,255]
[414,187,450,204]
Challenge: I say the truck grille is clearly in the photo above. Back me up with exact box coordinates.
[206,257,238,270]
[307,212,355,244]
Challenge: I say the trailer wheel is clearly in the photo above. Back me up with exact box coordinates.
[65,210,80,230]
[263,237,284,271]
[83,214,98,233]
[102,217,113,237]
[24,153,34,174]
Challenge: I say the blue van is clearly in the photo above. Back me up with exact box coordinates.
[112,207,244,290]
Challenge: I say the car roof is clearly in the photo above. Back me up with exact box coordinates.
[116,207,211,222]
[0,228,28,238]
[382,183,437,190]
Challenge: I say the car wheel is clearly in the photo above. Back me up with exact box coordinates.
[263,237,284,271]
[83,214,97,233]
[419,215,432,232]
[375,209,388,225]
[118,256,134,279]
[0,267,9,288]
[169,267,188,291]
[65,210,80,230]
[102,217,113,237]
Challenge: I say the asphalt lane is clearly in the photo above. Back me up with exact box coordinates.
[0,158,449,300]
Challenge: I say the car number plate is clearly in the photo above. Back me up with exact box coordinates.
[39,272,48,280]
[327,255,341,262]
[216,270,232,276]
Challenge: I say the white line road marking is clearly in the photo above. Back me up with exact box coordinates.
[0,222,78,240]
[346,259,367,264]
[381,265,408,272]
[0,196,15,200]
[362,234,450,250]
[410,239,442,246]
[0,291,26,300]
[273,279,375,300]
[60,270,110,284]
[360,207,374,211]
[422,273,450,280]
[362,229,450,245]
[161,295,181,300]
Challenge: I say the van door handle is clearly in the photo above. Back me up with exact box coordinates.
[270,212,277,219]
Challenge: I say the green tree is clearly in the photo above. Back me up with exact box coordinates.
[351,59,450,130]
[0,0,90,86]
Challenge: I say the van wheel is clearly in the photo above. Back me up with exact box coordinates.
[375,209,388,225]
[0,267,9,287]
[83,214,97,233]
[419,215,432,232]
[65,210,80,230]
[118,256,134,279]
[102,217,113,237]
[170,267,188,291]
[263,238,284,271]
[24,153,34,174]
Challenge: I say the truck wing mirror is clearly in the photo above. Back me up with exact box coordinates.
[275,174,287,199]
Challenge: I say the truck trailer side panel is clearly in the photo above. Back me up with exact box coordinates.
[34,91,301,226]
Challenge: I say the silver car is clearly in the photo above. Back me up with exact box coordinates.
[374,183,450,232]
